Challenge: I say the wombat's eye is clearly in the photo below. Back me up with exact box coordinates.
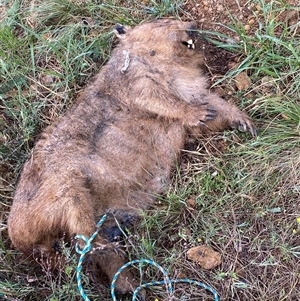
[182,39,195,49]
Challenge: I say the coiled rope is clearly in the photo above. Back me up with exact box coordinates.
[75,214,219,301]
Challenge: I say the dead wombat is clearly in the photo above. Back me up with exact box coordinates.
[8,19,256,296]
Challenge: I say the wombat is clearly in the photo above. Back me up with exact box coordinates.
[8,19,256,296]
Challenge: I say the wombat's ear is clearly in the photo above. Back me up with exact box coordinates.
[114,24,131,39]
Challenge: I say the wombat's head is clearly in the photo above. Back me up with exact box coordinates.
[114,19,204,66]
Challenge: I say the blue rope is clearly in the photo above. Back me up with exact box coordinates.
[111,259,173,300]
[75,214,108,301]
[111,260,219,301]
[75,215,219,301]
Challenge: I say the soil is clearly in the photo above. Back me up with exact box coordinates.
[184,0,299,34]
[182,0,299,80]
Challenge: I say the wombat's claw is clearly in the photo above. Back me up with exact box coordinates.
[246,121,257,137]
[237,122,247,132]
[233,120,257,137]
[205,114,217,121]
[197,107,217,125]
[206,107,218,120]
[244,122,257,137]
[198,110,216,126]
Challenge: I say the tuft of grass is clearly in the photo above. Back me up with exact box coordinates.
[207,0,300,95]
[141,0,184,18]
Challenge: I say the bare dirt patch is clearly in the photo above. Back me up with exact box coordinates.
[184,0,299,33]
[183,0,300,84]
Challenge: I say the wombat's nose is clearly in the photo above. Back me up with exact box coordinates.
[187,22,197,31]
[186,22,198,39]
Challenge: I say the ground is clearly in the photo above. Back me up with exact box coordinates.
[1,0,300,300]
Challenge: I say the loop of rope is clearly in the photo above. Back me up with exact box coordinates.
[112,260,219,301]
[75,215,219,301]
[111,259,173,300]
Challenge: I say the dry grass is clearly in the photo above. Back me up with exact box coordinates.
[1,0,300,300]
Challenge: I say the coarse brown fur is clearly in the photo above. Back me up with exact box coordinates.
[8,19,256,296]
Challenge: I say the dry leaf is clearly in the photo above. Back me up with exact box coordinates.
[187,245,221,270]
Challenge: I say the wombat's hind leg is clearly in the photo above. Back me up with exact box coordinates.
[85,211,142,296]
[85,243,142,296]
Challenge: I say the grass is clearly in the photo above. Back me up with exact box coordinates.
[1,0,300,300]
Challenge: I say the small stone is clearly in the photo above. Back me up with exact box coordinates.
[217,5,224,12]
[248,18,255,25]
[261,76,274,86]
[244,24,251,31]
[41,74,54,86]
[256,4,261,11]
[186,196,196,208]
[235,72,252,91]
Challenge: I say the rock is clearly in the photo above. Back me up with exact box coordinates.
[235,72,252,90]
[186,196,196,209]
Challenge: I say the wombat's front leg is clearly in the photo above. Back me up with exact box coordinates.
[133,95,217,126]
[200,94,257,136]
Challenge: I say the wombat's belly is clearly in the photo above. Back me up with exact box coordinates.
[81,117,186,213]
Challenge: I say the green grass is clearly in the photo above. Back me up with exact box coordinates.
[1,0,300,300]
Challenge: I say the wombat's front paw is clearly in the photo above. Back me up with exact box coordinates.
[186,103,217,126]
[231,115,257,137]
